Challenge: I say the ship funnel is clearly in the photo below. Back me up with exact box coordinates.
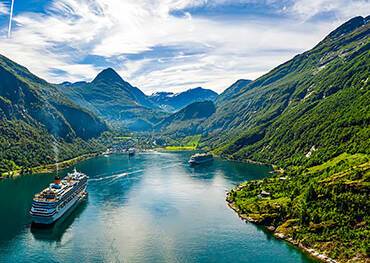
[54,175,61,185]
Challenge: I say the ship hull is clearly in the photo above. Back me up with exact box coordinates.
[31,186,87,225]
[189,158,213,165]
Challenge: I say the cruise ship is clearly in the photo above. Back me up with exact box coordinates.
[189,153,214,165]
[128,148,136,157]
[30,168,88,225]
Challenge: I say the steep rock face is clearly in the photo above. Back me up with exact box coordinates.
[201,16,369,166]
[149,87,218,112]
[59,68,166,131]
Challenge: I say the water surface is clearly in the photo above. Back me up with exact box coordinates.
[0,152,317,262]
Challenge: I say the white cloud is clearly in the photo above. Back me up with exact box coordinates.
[289,0,370,21]
[0,0,366,92]
[0,2,9,15]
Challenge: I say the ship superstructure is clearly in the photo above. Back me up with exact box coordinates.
[30,168,88,225]
[189,153,214,165]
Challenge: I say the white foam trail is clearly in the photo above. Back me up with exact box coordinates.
[89,162,182,183]
[7,0,15,38]
[90,172,128,182]
[89,169,144,182]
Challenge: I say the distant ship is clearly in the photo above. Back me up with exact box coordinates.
[30,168,88,225]
[128,148,136,157]
[189,153,214,165]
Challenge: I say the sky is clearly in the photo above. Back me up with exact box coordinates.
[0,0,369,94]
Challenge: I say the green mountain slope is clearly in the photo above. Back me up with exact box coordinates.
[149,87,218,112]
[227,153,370,262]
[0,55,108,172]
[203,16,369,168]
[212,16,370,262]
[0,55,107,140]
[155,100,215,136]
[216,79,252,104]
[59,68,167,131]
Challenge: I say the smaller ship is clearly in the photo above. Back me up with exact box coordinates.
[30,168,88,225]
[128,148,136,157]
[189,153,214,165]
[102,148,112,157]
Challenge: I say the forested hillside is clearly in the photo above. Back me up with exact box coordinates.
[216,79,252,104]
[155,100,215,137]
[202,16,369,168]
[218,16,370,262]
[0,55,108,173]
[59,68,167,131]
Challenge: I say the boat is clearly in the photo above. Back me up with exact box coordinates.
[128,148,136,157]
[102,148,112,157]
[30,168,88,225]
[188,153,214,165]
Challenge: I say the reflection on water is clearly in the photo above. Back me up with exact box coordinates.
[31,201,88,242]
[0,152,318,263]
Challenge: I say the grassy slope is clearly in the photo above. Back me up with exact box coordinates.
[216,17,370,262]
[155,101,216,137]
[204,17,369,169]
[59,68,167,131]
[0,55,108,173]
[163,135,202,150]
[0,119,107,175]
[227,153,370,262]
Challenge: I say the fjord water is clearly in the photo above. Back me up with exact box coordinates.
[0,152,317,263]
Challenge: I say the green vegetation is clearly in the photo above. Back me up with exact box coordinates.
[0,120,107,176]
[114,136,132,140]
[164,146,196,151]
[217,17,370,262]
[0,55,108,176]
[59,68,167,131]
[163,134,201,151]
[155,101,215,136]
[1,152,98,177]
[202,16,369,170]
[227,153,370,262]
[0,15,369,262]
[0,55,107,140]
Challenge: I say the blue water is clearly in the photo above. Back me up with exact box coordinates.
[0,152,317,262]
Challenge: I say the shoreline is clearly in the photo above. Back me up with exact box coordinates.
[214,152,274,167]
[0,149,357,262]
[1,152,100,178]
[226,200,337,263]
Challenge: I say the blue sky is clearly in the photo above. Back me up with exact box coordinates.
[0,0,369,94]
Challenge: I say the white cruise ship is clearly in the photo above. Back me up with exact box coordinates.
[188,153,214,165]
[30,168,88,225]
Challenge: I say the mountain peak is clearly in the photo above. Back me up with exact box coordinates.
[327,16,369,40]
[93,68,124,83]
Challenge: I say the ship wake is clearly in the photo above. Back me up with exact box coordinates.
[89,169,144,182]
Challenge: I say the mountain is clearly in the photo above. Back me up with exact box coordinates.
[149,87,218,112]
[216,79,252,103]
[155,100,215,136]
[207,16,370,262]
[0,54,108,171]
[59,68,167,131]
[203,15,369,167]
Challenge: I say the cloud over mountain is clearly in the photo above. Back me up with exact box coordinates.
[0,0,368,93]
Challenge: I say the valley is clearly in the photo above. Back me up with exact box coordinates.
[0,15,369,263]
